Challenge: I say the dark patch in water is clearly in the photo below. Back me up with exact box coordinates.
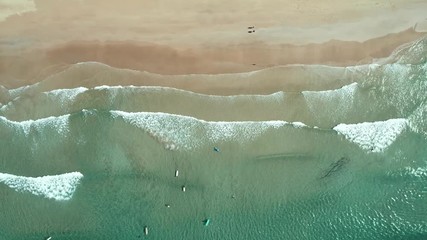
[255,153,312,161]
[320,157,350,179]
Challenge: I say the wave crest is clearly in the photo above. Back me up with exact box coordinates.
[0,172,83,201]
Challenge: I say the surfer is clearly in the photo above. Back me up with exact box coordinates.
[203,218,211,226]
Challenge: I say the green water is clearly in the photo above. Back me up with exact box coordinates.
[0,110,426,239]
[1,37,427,239]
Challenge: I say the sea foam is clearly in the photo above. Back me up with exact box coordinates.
[302,82,358,121]
[1,110,310,152]
[0,172,83,201]
[46,87,88,105]
[111,111,298,150]
[333,118,408,152]
[3,114,70,136]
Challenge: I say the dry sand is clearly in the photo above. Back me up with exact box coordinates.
[0,0,426,90]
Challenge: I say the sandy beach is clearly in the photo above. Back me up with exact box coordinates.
[0,0,426,90]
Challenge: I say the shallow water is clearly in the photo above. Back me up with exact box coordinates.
[1,37,427,239]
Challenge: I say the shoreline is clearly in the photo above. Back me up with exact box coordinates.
[0,30,425,89]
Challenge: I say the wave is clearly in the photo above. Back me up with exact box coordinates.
[381,36,427,65]
[0,172,83,201]
[303,82,358,123]
[48,87,88,104]
[0,85,9,106]
[333,119,408,152]
[0,114,70,137]
[0,108,316,151]
[0,75,414,130]
[4,36,425,98]
[0,108,409,153]
[0,85,287,122]
[113,110,297,150]
[0,37,425,160]
[0,109,303,151]
[2,61,353,99]
[408,103,427,136]
[0,37,424,131]
[1,36,425,101]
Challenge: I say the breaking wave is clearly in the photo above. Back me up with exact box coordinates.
[333,119,408,153]
[0,172,83,201]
